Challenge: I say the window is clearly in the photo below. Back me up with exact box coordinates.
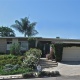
[20,41,28,51]
[7,42,12,50]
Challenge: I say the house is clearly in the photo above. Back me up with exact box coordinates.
[0,37,80,61]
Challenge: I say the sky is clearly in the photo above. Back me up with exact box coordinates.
[0,0,80,39]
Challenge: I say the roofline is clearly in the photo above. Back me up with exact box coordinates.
[0,37,80,41]
[0,37,42,39]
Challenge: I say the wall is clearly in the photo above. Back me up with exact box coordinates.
[0,39,7,53]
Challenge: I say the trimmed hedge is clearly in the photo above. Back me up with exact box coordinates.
[54,43,63,62]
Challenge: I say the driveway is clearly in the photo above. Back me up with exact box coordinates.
[43,61,80,76]
[55,61,80,76]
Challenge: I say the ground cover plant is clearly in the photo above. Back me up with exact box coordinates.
[22,71,60,78]
[0,48,42,75]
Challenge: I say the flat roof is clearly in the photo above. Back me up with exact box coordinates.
[0,37,80,43]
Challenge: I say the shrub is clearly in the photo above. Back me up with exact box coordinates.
[0,52,6,55]
[50,71,55,77]
[54,44,63,62]
[0,55,23,67]
[10,43,21,55]
[3,64,20,72]
[23,48,42,69]
[22,72,35,78]
[36,71,50,77]
[0,67,32,75]
[25,48,42,59]
[36,71,60,77]
[54,71,60,76]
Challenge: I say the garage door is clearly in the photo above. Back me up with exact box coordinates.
[62,47,80,61]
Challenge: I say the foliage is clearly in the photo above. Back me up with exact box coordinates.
[25,48,42,58]
[0,52,6,55]
[10,43,21,55]
[23,48,42,69]
[37,71,60,77]
[54,43,63,62]
[54,43,80,62]
[28,38,36,49]
[37,71,50,77]
[3,64,20,72]
[0,54,33,75]
[22,72,35,78]
[0,26,15,37]
[50,44,55,48]
[0,67,32,75]
[11,17,38,37]
[0,55,23,67]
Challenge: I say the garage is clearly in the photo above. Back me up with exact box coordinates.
[62,47,80,61]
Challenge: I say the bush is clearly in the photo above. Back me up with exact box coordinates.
[0,55,23,67]
[0,54,14,60]
[54,43,63,62]
[10,43,21,55]
[22,72,35,78]
[36,71,60,77]
[54,71,60,76]
[0,67,32,75]
[3,64,20,72]
[37,71,46,77]
[23,48,42,69]
[0,52,6,55]
[22,71,60,78]
[50,71,55,77]
[25,48,42,59]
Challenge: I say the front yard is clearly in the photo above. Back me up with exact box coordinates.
[0,48,42,76]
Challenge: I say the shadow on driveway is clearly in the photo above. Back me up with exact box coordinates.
[59,61,80,65]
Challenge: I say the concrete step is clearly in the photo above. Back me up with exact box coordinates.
[40,64,57,66]
[41,65,57,68]
[41,64,57,67]
[39,58,58,69]
[39,61,57,63]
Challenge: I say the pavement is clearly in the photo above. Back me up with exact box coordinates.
[43,61,80,76]
[55,61,80,76]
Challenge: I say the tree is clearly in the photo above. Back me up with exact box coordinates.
[11,17,38,37]
[0,26,15,37]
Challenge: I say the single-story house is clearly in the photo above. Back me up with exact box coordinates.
[1,37,80,61]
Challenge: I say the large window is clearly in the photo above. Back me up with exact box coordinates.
[7,42,12,50]
[20,41,28,51]
[7,41,28,51]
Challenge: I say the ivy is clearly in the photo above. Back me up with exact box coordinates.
[54,43,63,62]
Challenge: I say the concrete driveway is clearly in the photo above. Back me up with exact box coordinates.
[43,61,80,76]
[55,61,80,76]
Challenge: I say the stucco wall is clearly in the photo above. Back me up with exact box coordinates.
[0,39,7,53]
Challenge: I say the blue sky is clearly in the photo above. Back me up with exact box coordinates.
[0,0,80,39]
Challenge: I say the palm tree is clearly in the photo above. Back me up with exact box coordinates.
[0,26,15,37]
[11,17,38,37]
